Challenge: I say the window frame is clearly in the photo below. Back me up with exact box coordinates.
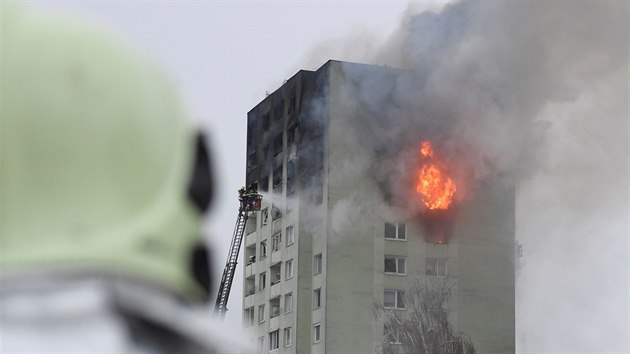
[384,222,407,241]
[284,327,292,347]
[313,288,321,309]
[259,271,266,291]
[272,231,281,252]
[313,253,322,274]
[258,304,266,323]
[286,226,295,246]
[384,255,406,275]
[313,323,321,343]
[383,289,405,310]
[269,329,280,351]
[284,292,293,314]
[285,259,294,280]
[260,240,267,259]
[426,257,448,277]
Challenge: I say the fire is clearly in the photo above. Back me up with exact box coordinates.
[416,140,456,210]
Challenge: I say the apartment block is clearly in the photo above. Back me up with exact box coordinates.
[242,60,515,354]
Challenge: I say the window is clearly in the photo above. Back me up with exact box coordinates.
[270,263,281,285]
[286,226,294,246]
[261,208,269,226]
[384,222,406,240]
[244,307,255,327]
[426,258,448,277]
[260,175,269,192]
[384,256,406,275]
[258,304,265,323]
[262,113,270,131]
[260,240,267,259]
[284,327,292,347]
[273,133,283,157]
[384,290,405,309]
[257,336,264,354]
[273,165,283,187]
[384,323,401,344]
[313,323,321,343]
[246,276,255,295]
[284,292,293,313]
[314,253,322,274]
[272,231,281,252]
[269,329,279,351]
[259,272,266,291]
[313,288,321,308]
[270,296,280,318]
[271,205,282,220]
[285,259,294,280]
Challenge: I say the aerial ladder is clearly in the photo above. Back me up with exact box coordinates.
[214,187,262,319]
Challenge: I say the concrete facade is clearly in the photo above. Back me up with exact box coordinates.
[243,60,515,354]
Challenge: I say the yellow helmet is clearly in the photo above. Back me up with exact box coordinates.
[1,5,213,301]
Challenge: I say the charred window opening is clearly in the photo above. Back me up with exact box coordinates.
[247,150,256,172]
[273,165,283,188]
[260,175,269,192]
[262,112,270,132]
[262,145,271,171]
[273,133,283,157]
[274,99,284,122]
[286,160,296,197]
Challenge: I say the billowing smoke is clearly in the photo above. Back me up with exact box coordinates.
[301,1,628,351]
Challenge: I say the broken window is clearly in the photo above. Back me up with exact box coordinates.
[384,256,406,275]
[426,257,448,277]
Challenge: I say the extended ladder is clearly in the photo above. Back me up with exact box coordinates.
[214,189,262,319]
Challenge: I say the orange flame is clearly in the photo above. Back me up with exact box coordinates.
[416,140,456,210]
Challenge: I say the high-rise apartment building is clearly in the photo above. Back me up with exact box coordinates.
[242,60,515,353]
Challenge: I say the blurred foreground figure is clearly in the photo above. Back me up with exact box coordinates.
[1,6,244,353]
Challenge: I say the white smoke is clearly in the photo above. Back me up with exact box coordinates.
[302,1,628,351]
